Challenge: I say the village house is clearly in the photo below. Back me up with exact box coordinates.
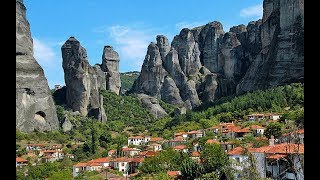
[190,151,201,163]
[73,162,87,177]
[108,149,116,157]
[136,151,158,158]
[172,145,188,153]
[16,157,28,168]
[122,147,141,157]
[111,157,134,176]
[127,135,150,146]
[265,113,282,121]
[221,124,251,140]
[249,125,265,136]
[247,113,266,121]
[168,136,186,147]
[174,132,188,139]
[280,129,304,145]
[187,130,204,139]
[148,143,162,151]
[248,136,304,180]
[167,171,182,180]
[26,143,45,151]
[227,147,249,179]
[148,137,164,144]
[206,139,235,152]
[39,149,64,163]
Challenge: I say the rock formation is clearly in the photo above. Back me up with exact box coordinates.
[16,0,59,132]
[101,46,121,95]
[136,94,167,118]
[61,37,107,122]
[131,0,304,109]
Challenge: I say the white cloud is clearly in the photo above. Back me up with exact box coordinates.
[33,38,64,89]
[33,38,56,66]
[175,21,206,30]
[240,4,263,18]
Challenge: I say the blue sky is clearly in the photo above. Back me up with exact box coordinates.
[24,0,263,89]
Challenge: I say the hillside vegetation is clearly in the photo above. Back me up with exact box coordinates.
[120,71,140,94]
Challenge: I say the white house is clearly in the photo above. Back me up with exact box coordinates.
[187,130,204,139]
[172,145,188,153]
[16,157,28,168]
[128,136,150,146]
[73,162,87,177]
[249,125,265,136]
[174,132,188,139]
[122,147,141,157]
[149,143,162,152]
[266,113,282,120]
[227,147,249,179]
[247,113,266,121]
[111,157,131,176]
[26,143,45,151]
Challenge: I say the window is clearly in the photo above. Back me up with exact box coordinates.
[121,163,125,166]
[235,157,240,163]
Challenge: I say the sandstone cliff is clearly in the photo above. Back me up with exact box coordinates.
[131,0,304,109]
[16,0,59,132]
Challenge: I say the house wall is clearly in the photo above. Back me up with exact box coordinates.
[252,152,266,178]
[294,155,304,180]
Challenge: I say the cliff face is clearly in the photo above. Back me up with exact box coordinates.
[101,46,121,95]
[61,37,107,122]
[131,0,304,109]
[16,0,59,132]
[61,37,122,121]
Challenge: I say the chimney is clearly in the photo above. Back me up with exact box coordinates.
[269,135,275,146]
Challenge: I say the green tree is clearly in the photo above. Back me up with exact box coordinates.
[264,122,283,139]
[48,169,72,180]
[180,157,204,179]
[201,144,229,174]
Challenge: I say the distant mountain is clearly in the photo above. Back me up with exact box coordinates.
[120,71,140,94]
[130,0,304,110]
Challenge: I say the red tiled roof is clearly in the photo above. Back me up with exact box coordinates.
[266,154,287,160]
[296,129,304,134]
[250,125,265,130]
[74,162,87,167]
[167,171,181,177]
[206,139,220,144]
[173,145,187,150]
[191,151,200,157]
[149,137,163,142]
[131,157,145,163]
[139,151,157,157]
[171,136,186,142]
[87,162,102,167]
[113,157,131,162]
[175,132,187,135]
[16,157,28,163]
[108,150,116,154]
[227,147,245,155]
[187,130,202,134]
[250,143,304,154]
[88,157,112,163]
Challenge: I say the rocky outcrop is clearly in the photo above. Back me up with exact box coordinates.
[61,37,107,122]
[101,46,121,95]
[236,0,304,94]
[130,0,304,109]
[136,94,167,118]
[62,116,72,132]
[16,0,59,132]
